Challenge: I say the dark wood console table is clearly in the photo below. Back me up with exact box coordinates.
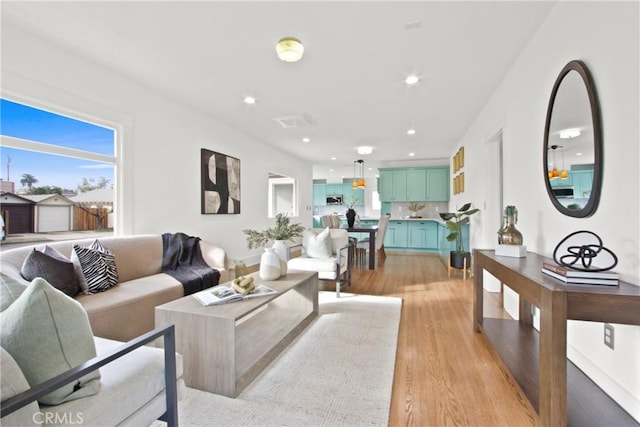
[473,249,640,426]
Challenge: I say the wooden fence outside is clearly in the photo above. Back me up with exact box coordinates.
[73,206,110,231]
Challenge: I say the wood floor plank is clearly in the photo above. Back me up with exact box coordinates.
[322,252,539,427]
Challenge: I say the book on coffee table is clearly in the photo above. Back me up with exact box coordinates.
[193,284,278,306]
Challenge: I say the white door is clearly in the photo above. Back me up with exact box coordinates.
[38,206,71,232]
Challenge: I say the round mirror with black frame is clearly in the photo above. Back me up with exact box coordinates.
[543,60,602,218]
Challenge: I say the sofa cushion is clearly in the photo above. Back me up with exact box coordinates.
[0,274,28,312]
[0,277,101,405]
[0,346,39,426]
[21,246,79,297]
[302,227,333,258]
[46,337,185,426]
[288,255,340,274]
[72,240,119,293]
[75,273,183,342]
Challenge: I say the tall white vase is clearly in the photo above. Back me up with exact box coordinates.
[259,248,281,281]
[272,240,288,276]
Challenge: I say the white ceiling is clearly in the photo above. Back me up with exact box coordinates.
[2,1,557,180]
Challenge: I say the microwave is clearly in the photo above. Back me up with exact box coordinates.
[552,187,574,198]
[326,195,343,205]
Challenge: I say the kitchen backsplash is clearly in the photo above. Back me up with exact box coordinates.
[387,201,449,219]
[314,201,448,219]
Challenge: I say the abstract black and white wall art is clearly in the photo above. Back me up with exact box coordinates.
[201,149,241,214]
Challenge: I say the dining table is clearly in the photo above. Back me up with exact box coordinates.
[345,224,379,270]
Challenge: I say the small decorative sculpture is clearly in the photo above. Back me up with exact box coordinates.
[553,230,618,271]
[499,205,523,245]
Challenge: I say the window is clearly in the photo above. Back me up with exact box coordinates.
[0,98,116,233]
[268,172,298,218]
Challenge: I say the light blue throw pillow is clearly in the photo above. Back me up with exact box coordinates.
[0,277,101,405]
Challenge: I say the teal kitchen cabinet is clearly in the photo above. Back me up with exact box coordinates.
[406,169,427,201]
[571,170,594,199]
[379,167,449,202]
[407,221,439,249]
[379,170,394,201]
[385,220,408,248]
[379,169,407,202]
[325,183,343,195]
[313,184,327,206]
[549,174,572,188]
[391,170,407,201]
[343,184,365,206]
[426,167,450,201]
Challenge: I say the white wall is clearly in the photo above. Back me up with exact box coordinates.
[1,21,314,266]
[450,2,639,419]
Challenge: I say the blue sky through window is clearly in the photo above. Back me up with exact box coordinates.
[0,99,115,191]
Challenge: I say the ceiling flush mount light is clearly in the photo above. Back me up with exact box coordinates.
[407,128,416,135]
[408,152,416,157]
[243,96,256,105]
[352,159,366,189]
[357,146,373,155]
[560,128,581,139]
[405,75,419,85]
[302,137,310,143]
[276,37,304,62]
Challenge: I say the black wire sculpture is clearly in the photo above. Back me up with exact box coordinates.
[553,230,618,272]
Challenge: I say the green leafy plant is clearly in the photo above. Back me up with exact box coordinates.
[407,202,426,212]
[439,202,480,253]
[346,196,362,209]
[243,213,305,249]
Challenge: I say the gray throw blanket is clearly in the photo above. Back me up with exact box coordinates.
[161,232,220,295]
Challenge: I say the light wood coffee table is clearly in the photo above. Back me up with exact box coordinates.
[155,270,318,397]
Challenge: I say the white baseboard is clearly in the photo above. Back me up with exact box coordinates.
[567,343,640,422]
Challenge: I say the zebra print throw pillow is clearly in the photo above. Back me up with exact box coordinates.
[72,240,119,293]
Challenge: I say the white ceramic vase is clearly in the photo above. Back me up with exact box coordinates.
[272,240,288,276]
[259,248,281,281]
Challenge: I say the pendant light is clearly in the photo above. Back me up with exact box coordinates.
[559,146,568,179]
[353,159,366,189]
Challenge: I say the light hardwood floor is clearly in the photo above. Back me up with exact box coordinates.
[328,252,539,427]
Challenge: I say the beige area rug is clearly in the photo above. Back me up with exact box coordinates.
[156,291,402,426]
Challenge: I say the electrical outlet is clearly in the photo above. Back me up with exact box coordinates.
[604,323,615,350]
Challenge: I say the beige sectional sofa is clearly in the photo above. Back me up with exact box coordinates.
[0,234,228,342]
[0,234,228,426]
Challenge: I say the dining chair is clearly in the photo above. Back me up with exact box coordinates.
[355,215,389,266]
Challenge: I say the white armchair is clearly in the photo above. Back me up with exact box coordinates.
[287,228,352,297]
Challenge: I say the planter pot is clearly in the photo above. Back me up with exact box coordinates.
[272,240,288,276]
[259,248,281,281]
[450,251,471,269]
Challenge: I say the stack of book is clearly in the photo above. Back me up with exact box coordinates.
[541,262,619,286]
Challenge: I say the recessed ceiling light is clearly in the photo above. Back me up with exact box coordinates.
[405,75,419,85]
[357,146,373,155]
[408,152,416,157]
[329,169,334,172]
[576,152,583,156]
[559,128,581,139]
[302,137,310,143]
[331,156,337,160]
[243,96,256,104]
[407,128,416,135]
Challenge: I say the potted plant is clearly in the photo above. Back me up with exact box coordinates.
[439,202,480,269]
[243,213,305,278]
[407,202,426,218]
